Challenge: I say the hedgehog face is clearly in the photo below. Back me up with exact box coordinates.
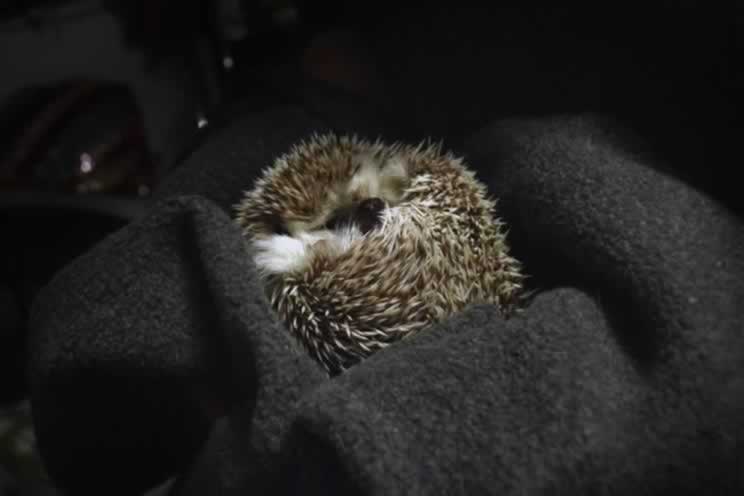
[251,153,410,275]
[235,134,524,375]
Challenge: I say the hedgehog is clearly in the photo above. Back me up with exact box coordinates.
[234,133,525,375]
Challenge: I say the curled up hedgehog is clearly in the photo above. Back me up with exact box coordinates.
[234,133,525,375]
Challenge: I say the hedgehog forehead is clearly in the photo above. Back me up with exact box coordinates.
[266,152,408,229]
[236,137,472,240]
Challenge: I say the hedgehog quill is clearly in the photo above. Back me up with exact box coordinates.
[235,133,525,375]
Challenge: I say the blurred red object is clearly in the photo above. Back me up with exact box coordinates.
[0,79,157,196]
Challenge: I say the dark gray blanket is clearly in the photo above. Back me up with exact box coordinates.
[27,104,744,495]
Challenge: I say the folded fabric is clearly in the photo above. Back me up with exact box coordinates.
[28,107,743,495]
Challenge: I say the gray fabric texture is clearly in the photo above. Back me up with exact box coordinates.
[27,108,743,495]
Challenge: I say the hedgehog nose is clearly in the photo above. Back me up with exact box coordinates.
[356,197,385,234]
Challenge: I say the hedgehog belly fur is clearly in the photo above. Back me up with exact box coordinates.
[234,133,525,375]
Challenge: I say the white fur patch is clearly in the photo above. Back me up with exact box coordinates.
[253,235,309,274]
[253,226,364,275]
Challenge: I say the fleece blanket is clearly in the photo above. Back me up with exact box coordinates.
[27,104,743,495]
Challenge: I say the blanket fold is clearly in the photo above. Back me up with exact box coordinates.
[28,108,743,495]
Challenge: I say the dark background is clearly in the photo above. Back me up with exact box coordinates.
[1,1,741,494]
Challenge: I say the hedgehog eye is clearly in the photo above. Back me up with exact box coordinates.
[323,198,386,234]
[267,216,289,235]
[324,205,355,231]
